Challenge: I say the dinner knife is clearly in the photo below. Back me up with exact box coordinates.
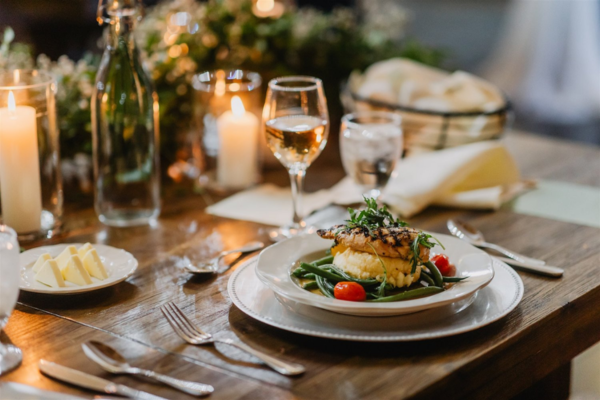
[38,360,167,400]
[493,256,564,278]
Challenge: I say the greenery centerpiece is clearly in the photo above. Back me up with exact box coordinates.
[0,0,442,190]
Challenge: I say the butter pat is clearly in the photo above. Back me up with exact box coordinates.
[32,253,52,273]
[82,249,108,280]
[78,243,93,259]
[35,260,65,288]
[62,256,92,286]
[55,245,79,270]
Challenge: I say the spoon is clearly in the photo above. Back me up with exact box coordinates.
[184,241,265,275]
[447,219,546,265]
[82,341,214,397]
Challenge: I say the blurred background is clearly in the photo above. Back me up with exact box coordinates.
[1,0,598,145]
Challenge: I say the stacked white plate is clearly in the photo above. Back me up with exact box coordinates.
[228,233,523,341]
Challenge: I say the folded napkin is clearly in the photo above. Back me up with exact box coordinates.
[207,141,523,225]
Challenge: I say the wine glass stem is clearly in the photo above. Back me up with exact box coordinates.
[288,169,306,229]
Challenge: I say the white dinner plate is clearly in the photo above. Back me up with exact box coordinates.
[255,233,494,316]
[229,256,523,341]
[19,243,138,295]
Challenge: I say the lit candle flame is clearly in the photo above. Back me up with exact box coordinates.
[8,91,16,112]
[256,0,275,12]
[231,96,246,117]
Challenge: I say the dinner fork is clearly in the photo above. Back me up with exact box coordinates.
[160,302,305,376]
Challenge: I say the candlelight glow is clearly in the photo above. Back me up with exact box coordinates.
[8,91,16,112]
[231,96,246,117]
[256,0,274,12]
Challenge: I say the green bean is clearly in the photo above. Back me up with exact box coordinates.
[420,272,435,286]
[443,276,469,282]
[425,261,444,287]
[315,275,335,298]
[312,255,334,266]
[291,267,306,278]
[303,273,316,280]
[368,286,444,302]
[302,281,319,290]
[300,263,345,282]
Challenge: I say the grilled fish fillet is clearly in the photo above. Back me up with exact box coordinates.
[317,225,430,261]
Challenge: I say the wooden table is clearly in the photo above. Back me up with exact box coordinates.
[2,132,600,399]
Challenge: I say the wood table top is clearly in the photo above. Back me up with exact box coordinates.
[2,131,600,399]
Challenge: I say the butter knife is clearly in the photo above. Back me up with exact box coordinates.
[39,360,167,400]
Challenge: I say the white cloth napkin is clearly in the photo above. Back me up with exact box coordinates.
[207,141,522,225]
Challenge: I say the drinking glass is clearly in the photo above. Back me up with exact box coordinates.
[340,111,403,202]
[263,76,329,239]
[0,225,22,375]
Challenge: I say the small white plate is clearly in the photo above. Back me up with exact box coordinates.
[229,257,523,341]
[20,243,138,295]
[255,233,494,316]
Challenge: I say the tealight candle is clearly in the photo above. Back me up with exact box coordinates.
[216,95,259,188]
[0,91,42,233]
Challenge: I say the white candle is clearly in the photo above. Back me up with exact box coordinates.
[217,96,259,188]
[0,91,42,233]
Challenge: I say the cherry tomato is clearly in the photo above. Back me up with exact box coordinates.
[431,254,454,276]
[334,282,367,301]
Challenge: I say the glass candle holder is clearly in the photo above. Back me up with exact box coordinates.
[0,70,62,241]
[192,69,262,191]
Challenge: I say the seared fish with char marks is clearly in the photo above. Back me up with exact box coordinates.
[317,225,430,262]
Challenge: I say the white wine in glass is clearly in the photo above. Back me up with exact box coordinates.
[0,225,22,375]
[263,77,329,240]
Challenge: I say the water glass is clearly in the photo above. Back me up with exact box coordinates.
[340,111,403,201]
[0,225,22,375]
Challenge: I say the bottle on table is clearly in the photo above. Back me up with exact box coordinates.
[92,0,160,227]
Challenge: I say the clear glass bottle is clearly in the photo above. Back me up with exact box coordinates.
[92,0,160,227]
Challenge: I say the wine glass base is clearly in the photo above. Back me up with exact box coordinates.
[267,225,318,242]
[0,344,22,376]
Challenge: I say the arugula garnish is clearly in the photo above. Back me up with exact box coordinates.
[343,197,408,236]
[342,197,444,276]
[409,233,445,274]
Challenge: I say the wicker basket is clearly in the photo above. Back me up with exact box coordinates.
[341,85,512,156]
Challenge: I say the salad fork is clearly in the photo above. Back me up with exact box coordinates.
[160,302,305,376]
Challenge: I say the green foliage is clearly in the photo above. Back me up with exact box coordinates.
[1,0,443,164]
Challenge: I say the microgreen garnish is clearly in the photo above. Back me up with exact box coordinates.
[342,197,408,237]
[410,233,445,274]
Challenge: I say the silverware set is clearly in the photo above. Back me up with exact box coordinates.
[39,340,215,398]
[447,219,564,277]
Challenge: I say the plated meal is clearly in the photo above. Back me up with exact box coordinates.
[20,243,138,295]
[256,199,494,316]
[292,198,467,303]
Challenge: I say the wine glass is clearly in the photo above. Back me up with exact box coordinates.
[0,225,22,375]
[263,76,329,240]
[340,111,403,203]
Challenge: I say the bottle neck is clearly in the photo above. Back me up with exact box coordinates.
[108,15,137,48]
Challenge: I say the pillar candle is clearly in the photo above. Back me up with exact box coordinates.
[0,91,42,233]
[216,96,259,188]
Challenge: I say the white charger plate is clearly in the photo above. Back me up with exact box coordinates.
[255,233,494,316]
[19,243,138,295]
[229,257,523,341]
